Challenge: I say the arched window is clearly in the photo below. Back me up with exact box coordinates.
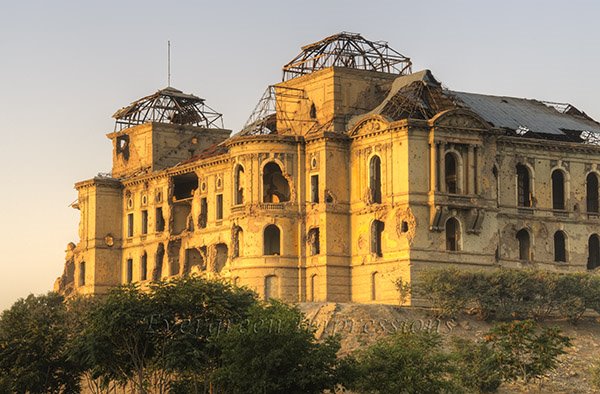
[587,173,599,213]
[141,252,148,280]
[445,152,459,194]
[445,217,460,251]
[552,170,565,210]
[588,234,600,270]
[370,220,384,257]
[79,261,86,287]
[369,156,382,203]
[234,165,245,205]
[554,231,566,262]
[516,229,531,261]
[264,275,278,299]
[153,243,165,281]
[264,225,281,255]
[371,272,380,301]
[516,164,532,207]
[308,227,320,256]
[263,162,290,203]
[232,226,243,258]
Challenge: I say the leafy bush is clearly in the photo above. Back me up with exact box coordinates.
[449,337,502,393]
[214,300,340,394]
[341,331,460,394]
[484,320,571,383]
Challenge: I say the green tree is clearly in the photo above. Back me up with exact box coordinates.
[149,276,257,392]
[214,300,340,394]
[484,320,571,383]
[0,292,82,393]
[342,331,459,394]
[72,285,154,393]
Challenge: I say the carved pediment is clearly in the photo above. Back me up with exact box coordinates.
[348,115,390,137]
[430,109,490,130]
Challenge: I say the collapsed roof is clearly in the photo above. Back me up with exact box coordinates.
[112,87,224,132]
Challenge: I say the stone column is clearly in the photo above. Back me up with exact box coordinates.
[439,143,446,193]
[467,145,475,195]
[429,142,437,192]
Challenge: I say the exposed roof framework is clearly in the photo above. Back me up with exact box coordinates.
[282,32,412,81]
[239,85,310,136]
[112,87,224,132]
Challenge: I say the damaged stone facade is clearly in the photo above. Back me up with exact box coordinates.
[55,33,600,305]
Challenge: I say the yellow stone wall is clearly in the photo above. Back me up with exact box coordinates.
[60,67,600,306]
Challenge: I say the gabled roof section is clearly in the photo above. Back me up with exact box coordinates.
[112,87,224,132]
[282,32,412,81]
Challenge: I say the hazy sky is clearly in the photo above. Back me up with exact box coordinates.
[1,0,600,311]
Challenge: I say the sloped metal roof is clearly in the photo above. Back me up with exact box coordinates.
[451,91,600,136]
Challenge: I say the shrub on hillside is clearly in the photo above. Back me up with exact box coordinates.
[484,320,571,383]
[419,268,600,321]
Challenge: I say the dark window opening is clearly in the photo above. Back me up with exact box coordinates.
[232,226,243,258]
[516,229,531,261]
[552,170,565,210]
[445,217,460,251]
[587,173,599,213]
[310,103,317,119]
[369,156,382,204]
[263,162,290,203]
[516,164,532,207]
[156,207,165,232]
[264,225,281,255]
[153,243,165,281]
[216,194,223,220]
[79,261,85,286]
[141,210,148,235]
[126,258,133,283]
[370,220,384,257]
[401,221,409,233]
[167,240,181,276]
[234,165,245,205]
[116,135,130,161]
[127,213,134,237]
[310,174,319,203]
[172,173,198,201]
[199,197,208,228]
[445,152,458,194]
[308,228,320,256]
[554,231,566,262]
[588,234,600,270]
[141,253,148,280]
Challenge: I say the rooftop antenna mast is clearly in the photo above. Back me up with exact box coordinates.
[167,40,171,87]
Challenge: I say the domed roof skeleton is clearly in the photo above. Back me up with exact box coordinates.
[112,87,224,132]
[282,32,412,81]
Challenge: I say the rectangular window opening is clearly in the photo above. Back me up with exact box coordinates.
[155,207,165,232]
[141,210,148,235]
[310,174,319,203]
[216,194,223,220]
[127,213,134,237]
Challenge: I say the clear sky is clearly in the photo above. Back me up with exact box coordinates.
[1,0,600,311]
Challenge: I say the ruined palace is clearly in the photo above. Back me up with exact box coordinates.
[56,32,600,305]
